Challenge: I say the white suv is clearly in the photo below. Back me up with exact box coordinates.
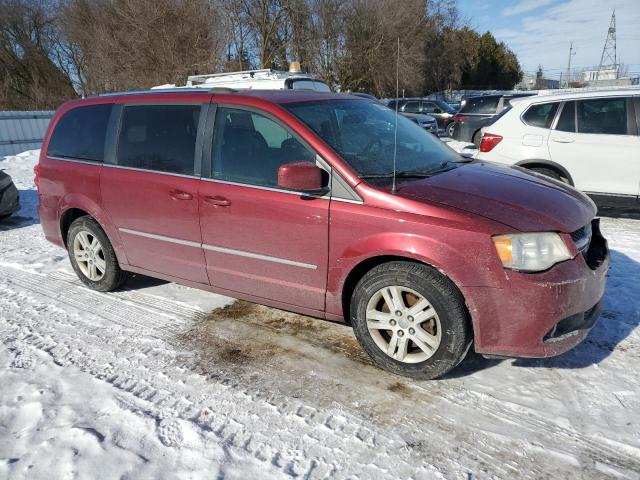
[476,88,640,204]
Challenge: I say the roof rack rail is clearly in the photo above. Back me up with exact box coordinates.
[189,69,275,82]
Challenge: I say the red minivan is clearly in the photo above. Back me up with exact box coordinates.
[36,89,609,379]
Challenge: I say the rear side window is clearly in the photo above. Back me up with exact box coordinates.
[117,105,201,175]
[522,102,559,128]
[556,101,576,132]
[577,98,627,135]
[403,101,420,113]
[460,96,500,115]
[212,107,315,187]
[421,102,437,113]
[47,104,112,161]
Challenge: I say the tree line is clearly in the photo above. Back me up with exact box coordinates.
[0,0,523,110]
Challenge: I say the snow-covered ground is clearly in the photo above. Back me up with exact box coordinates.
[441,137,478,157]
[1,150,639,479]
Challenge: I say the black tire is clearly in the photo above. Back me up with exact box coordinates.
[472,130,482,148]
[350,261,472,380]
[529,167,569,184]
[67,216,127,292]
[446,122,456,137]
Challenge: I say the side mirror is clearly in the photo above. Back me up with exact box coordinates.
[277,161,327,194]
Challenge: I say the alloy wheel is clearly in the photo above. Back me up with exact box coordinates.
[366,285,442,363]
[73,230,106,281]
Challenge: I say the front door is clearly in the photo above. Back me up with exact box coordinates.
[548,97,640,196]
[101,103,209,283]
[198,105,330,311]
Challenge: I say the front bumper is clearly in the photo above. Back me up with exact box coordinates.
[465,219,609,358]
[0,181,20,217]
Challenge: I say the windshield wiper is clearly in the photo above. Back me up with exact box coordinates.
[361,162,456,179]
[360,171,436,179]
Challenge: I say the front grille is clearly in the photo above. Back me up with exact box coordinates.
[570,222,592,256]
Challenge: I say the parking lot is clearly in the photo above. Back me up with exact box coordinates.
[1,150,639,479]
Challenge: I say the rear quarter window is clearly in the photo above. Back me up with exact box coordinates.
[47,104,112,162]
[522,102,559,128]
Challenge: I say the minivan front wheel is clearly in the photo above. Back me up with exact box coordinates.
[67,216,126,292]
[350,261,472,380]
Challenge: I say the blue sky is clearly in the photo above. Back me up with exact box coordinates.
[457,0,640,80]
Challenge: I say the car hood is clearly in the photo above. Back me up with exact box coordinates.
[395,162,596,232]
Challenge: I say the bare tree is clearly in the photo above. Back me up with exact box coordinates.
[63,0,226,94]
[0,0,76,109]
[338,0,430,97]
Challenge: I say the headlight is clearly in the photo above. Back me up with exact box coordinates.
[492,232,572,272]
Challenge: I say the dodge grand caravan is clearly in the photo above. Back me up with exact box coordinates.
[36,89,609,379]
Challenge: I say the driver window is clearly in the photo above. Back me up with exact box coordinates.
[212,107,315,188]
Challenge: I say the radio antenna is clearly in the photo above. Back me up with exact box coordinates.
[391,38,400,194]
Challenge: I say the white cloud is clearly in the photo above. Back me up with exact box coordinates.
[493,0,640,75]
[502,0,555,17]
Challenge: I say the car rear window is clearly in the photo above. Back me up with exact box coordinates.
[289,79,331,92]
[47,104,112,162]
[522,102,559,128]
[117,104,201,175]
[459,96,500,115]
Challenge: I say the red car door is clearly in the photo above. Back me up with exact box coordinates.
[198,105,329,311]
[101,101,208,284]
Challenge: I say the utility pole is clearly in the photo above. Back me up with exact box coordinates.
[565,42,575,88]
[597,10,617,80]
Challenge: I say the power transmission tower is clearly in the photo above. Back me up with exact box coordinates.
[596,10,617,80]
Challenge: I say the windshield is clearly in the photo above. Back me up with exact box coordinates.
[284,99,459,178]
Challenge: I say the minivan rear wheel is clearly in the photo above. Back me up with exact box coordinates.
[350,261,472,380]
[67,216,126,292]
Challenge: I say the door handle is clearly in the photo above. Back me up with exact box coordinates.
[169,190,193,200]
[204,195,231,207]
[552,137,575,144]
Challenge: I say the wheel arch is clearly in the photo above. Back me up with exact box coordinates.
[515,159,574,186]
[340,254,472,333]
[60,208,91,247]
[57,195,128,265]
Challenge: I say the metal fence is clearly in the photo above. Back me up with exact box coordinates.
[0,111,53,157]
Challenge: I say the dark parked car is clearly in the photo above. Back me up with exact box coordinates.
[402,112,438,135]
[0,170,20,220]
[387,98,457,130]
[448,93,536,144]
[37,89,608,380]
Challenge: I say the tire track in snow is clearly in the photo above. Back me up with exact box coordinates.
[2,265,638,478]
[0,269,447,479]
